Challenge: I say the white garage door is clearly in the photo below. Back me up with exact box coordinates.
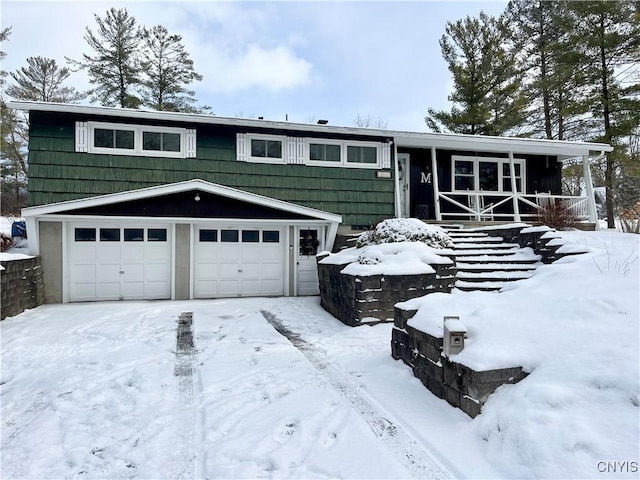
[68,224,171,302]
[194,226,284,298]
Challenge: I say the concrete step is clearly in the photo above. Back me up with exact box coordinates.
[451,235,504,243]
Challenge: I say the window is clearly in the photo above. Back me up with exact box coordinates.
[238,133,385,168]
[452,156,525,193]
[248,135,284,163]
[100,228,121,242]
[148,229,167,242]
[199,230,218,242]
[143,132,181,152]
[221,230,239,242]
[306,139,381,168]
[503,163,523,192]
[242,230,260,242]
[85,122,192,158]
[263,231,280,243]
[454,160,475,190]
[309,143,341,162]
[124,228,144,242]
[94,128,134,150]
[347,145,377,164]
[75,228,96,242]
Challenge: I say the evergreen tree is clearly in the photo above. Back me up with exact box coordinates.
[139,25,209,113]
[425,12,526,135]
[0,28,28,214]
[505,0,588,140]
[7,56,85,103]
[567,0,640,228]
[68,8,142,108]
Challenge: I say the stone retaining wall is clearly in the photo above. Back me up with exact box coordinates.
[1,257,45,320]
[391,307,528,417]
[472,225,585,263]
[318,255,456,327]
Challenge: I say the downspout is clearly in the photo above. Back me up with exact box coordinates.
[431,146,442,221]
[508,151,521,222]
[393,140,401,218]
[583,152,603,231]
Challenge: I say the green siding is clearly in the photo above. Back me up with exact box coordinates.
[27,111,395,226]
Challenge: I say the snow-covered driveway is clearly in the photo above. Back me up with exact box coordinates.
[2,298,492,479]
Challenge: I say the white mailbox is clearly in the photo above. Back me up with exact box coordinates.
[443,316,466,356]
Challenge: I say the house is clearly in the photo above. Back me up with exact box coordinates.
[9,101,612,304]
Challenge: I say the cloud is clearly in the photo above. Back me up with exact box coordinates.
[207,44,312,93]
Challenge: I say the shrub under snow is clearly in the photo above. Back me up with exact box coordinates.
[356,218,452,249]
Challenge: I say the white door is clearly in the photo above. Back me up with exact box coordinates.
[398,153,410,218]
[68,224,171,302]
[194,226,284,298]
[296,227,323,296]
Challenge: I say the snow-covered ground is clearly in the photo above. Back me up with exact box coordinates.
[1,229,639,479]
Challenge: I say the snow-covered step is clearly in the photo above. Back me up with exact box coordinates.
[456,262,541,272]
[452,242,519,250]
[455,253,541,263]
[457,270,535,282]
[454,247,521,256]
[454,280,506,292]
[451,236,504,244]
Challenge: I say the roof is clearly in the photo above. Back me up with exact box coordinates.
[9,100,613,158]
[21,178,343,223]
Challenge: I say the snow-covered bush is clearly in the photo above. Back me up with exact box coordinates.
[356,218,452,249]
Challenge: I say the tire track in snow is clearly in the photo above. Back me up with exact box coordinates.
[173,312,199,480]
[261,310,455,480]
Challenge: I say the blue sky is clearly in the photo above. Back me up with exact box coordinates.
[1,1,507,131]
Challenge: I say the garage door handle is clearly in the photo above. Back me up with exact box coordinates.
[238,269,243,273]
[119,270,125,274]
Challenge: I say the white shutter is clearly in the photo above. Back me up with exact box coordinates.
[75,122,88,152]
[186,129,197,158]
[236,133,247,162]
[381,142,391,169]
[286,137,305,165]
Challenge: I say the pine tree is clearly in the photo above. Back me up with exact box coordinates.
[139,25,209,113]
[425,12,526,136]
[505,0,589,140]
[567,0,640,228]
[0,27,28,214]
[68,8,142,108]
[7,56,85,103]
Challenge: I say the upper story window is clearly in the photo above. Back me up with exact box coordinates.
[309,142,341,163]
[347,145,377,165]
[236,133,390,169]
[306,140,382,169]
[76,121,196,158]
[250,136,283,162]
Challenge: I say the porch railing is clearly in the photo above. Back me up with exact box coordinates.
[436,191,592,222]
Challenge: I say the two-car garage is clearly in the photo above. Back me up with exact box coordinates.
[26,180,341,304]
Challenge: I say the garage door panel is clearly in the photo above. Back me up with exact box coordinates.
[219,280,239,296]
[262,263,281,277]
[72,245,98,262]
[71,264,97,281]
[96,282,120,299]
[97,245,121,261]
[97,264,121,282]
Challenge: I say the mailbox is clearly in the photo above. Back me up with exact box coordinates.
[443,316,466,356]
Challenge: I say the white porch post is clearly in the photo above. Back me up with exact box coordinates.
[508,151,521,222]
[393,140,401,218]
[583,153,600,230]
[431,146,442,221]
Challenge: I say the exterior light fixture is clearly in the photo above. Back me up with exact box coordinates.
[194,193,201,202]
